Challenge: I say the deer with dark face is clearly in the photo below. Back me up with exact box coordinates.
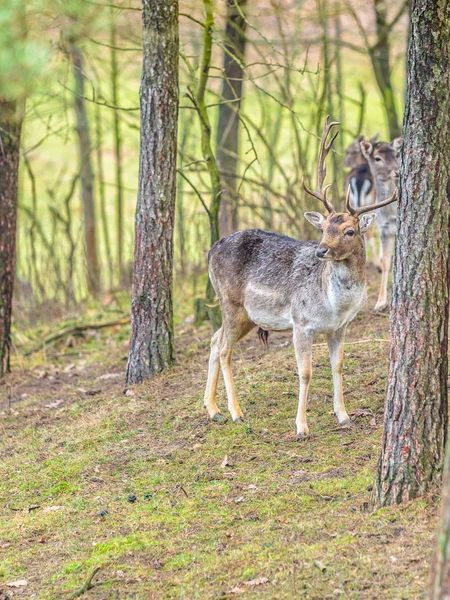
[203,119,397,436]
[361,138,401,311]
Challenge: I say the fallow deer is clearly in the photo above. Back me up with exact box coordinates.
[344,134,380,268]
[361,138,401,311]
[203,118,397,436]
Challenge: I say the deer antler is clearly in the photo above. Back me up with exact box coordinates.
[346,185,398,217]
[302,116,340,213]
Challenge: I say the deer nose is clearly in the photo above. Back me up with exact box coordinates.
[315,247,328,258]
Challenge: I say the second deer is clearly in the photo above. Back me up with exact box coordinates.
[203,118,397,436]
[361,137,401,311]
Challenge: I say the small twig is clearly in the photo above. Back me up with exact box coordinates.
[67,567,101,599]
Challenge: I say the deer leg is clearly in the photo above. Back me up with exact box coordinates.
[204,328,224,420]
[374,231,395,311]
[293,326,313,437]
[219,338,244,423]
[327,327,352,426]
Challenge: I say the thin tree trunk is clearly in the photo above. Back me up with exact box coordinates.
[373,0,450,508]
[370,0,401,139]
[217,0,247,237]
[192,0,223,331]
[110,6,125,286]
[94,100,113,290]
[70,42,100,297]
[334,0,344,152]
[0,100,22,378]
[125,0,178,385]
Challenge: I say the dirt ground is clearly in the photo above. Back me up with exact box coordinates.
[0,266,439,599]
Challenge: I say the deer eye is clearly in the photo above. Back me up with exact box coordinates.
[346,229,355,237]
[375,156,382,162]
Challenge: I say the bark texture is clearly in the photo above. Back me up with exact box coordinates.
[125,0,178,385]
[71,42,100,297]
[217,0,247,237]
[0,100,22,378]
[429,441,450,599]
[373,0,450,507]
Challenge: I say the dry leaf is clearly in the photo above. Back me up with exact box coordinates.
[230,586,245,595]
[97,373,121,380]
[220,455,234,468]
[125,389,135,397]
[42,505,64,513]
[243,577,269,587]
[7,580,28,588]
[234,496,244,504]
[349,408,373,418]
[63,363,75,373]
[192,443,202,450]
[44,400,63,409]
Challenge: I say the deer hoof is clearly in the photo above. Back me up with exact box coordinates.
[233,417,245,424]
[212,413,225,422]
[339,418,355,428]
[374,302,388,312]
[296,425,310,438]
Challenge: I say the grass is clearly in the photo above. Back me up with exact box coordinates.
[0,270,438,599]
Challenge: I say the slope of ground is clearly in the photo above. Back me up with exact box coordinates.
[0,270,438,599]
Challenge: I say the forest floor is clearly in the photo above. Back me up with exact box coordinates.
[0,266,438,600]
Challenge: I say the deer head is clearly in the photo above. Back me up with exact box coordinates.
[360,138,402,183]
[303,118,397,261]
[343,133,380,168]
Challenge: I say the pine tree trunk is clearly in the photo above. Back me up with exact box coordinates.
[217,0,247,238]
[0,100,22,378]
[125,0,178,385]
[373,0,450,508]
[70,42,100,297]
[429,441,450,599]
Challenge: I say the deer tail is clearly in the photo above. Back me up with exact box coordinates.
[257,327,269,350]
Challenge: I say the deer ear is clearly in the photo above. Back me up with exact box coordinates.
[360,141,373,159]
[369,132,380,144]
[304,212,325,230]
[392,137,402,153]
[360,212,376,233]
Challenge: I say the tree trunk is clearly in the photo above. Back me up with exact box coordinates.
[110,6,125,286]
[370,0,401,139]
[71,42,100,297]
[0,100,22,378]
[373,0,450,508]
[429,441,450,599]
[125,0,178,385]
[217,0,247,238]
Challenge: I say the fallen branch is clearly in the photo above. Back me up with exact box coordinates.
[67,567,122,599]
[23,316,130,356]
[67,567,101,599]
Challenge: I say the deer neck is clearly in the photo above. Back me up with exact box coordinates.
[374,176,396,203]
[324,242,367,291]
